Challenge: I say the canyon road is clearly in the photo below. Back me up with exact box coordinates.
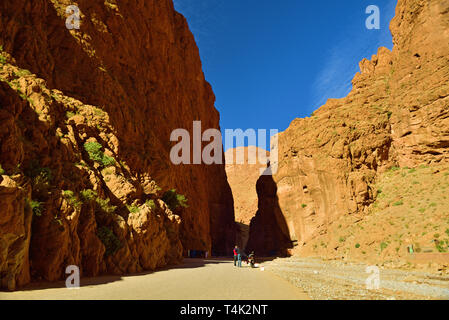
[0,258,309,300]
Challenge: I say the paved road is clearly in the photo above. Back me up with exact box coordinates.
[0,259,309,300]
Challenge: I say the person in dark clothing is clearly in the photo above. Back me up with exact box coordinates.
[233,246,240,266]
[237,251,242,268]
[248,251,255,268]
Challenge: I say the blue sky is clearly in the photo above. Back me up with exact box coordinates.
[173,0,397,150]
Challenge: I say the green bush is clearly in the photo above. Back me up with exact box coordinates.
[84,142,104,162]
[95,197,116,214]
[393,200,404,206]
[0,47,6,64]
[27,199,43,217]
[145,199,156,210]
[435,240,448,253]
[380,242,388,251]
[24,162,53,196]
[63,190,74,198]
[93,107,106,117]
[25,161,53,192]
[102,155,115,167]
[54,216,63,227]
[301,204,307,208]
[162,189,188,211]
[25,161,52,181]
[0,164,4,175]
[97,226,122,257]
[355,243,361,249]
[84,142,115,167]
[79,189,116,214]
[80,189,97,202]
[63,190,82,209]
[126,204,140,214]
[66,111,76,119]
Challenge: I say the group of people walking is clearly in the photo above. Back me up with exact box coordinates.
[233,246,255,268]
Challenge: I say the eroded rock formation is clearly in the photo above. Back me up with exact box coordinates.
[247,0,449,256]
[0,0,235,290]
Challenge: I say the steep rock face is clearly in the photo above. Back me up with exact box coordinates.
[0,0,234,290]
[0,64,184,287]
[225,147,269,225]
[246,174,293,256]
[247,0,449,256]
[225,147,269,248]
[0,174,32,291]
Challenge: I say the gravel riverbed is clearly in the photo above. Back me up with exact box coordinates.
[264,257,449,300]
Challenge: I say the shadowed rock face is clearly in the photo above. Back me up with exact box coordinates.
[225,147,270,225]
[246,174,293,257]
[225,147,269,249]
[247,0,449,256]
[0,0,235,290]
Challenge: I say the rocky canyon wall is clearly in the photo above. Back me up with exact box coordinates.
[225,147,269,249]
[0,0,235,290]
[247,0,449,256]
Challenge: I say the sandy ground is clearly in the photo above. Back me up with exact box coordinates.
[0,259,309,300]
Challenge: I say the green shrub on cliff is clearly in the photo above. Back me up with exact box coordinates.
[80,189,116,214]
[161,189,188,211]
[24,161,52,181]
[26,199,43,217]
[435,240,448,253]
[63,190,82,209]
[80,189,97,202]
[97,226,122,257]
[126,204,140,214]
[145,199,156,210]
[0,46,6,64]
[13,69,31,77]
[24,161,53,197]
[0,164,4,175]
[84,142,115,167]
[96,197,116,214]
[66,111,76,119]
[84,141,104,162]
[101,154,115,167]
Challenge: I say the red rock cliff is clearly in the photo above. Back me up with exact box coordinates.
[0,0,235,290]
[247,0,449,256]
[225,147,269,249]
